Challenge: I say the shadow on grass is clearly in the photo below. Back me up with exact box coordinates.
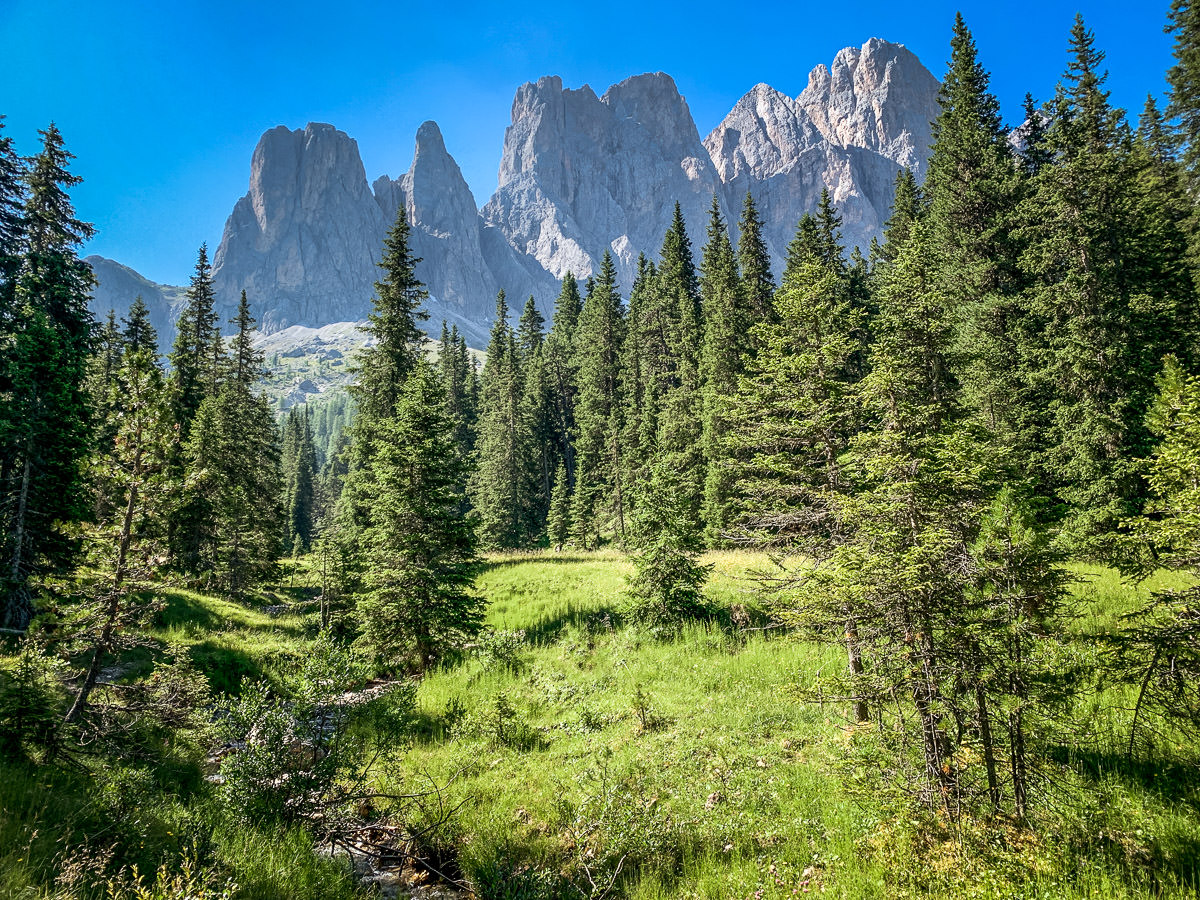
[484,554,619,571]
[1049,744,1200,808]
[187,640,264,695]
[522,603,623,647]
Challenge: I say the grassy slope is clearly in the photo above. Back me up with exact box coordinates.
[2,554,1198,898]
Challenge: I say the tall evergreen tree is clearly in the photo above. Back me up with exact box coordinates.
[542,273,583,483]
[2,124,95,630]
[572,253,627,544]
[352,206,428,423]
[698,197,753,543]
[169,244,220,436]
[65,333,174,721]
[121,295,158,359]
[472,292,539,548]
[1168,0,1200,193]
[356,361,483,671]
[736,191,776,329]
[924,13,1027,443]
[281,406,318,555]
[1021,15,1197,553]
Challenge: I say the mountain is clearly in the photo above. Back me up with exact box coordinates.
[86,255,187,354]
[705,39,940,268]
[91,38,940,343]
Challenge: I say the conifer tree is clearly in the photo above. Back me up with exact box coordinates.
[736,191,776,329]
[518,295,555,520]
[1168,0,1200,193]
[438,322,478,465]
[572,254,626,544]
[356,361,483,671]
[472,292,538,548]
[543,273,583,482]
[723,212,866,552]
[0,117,24,321]
[339,205,431,553]
[2,124,95,630]
[281,407,318,554]
[169,244,221,435]
[653,204,705,531]
[698,197,753,543]
[618,255,656,503]
[353,206,428,423]
[878,169,925,264]
[1021,16,1197,552]
[547,461,572,550]
[181,295,282,593]
[924,13,1026,442]
[122,295,158,358]
[65,335,175,721]
[789,223,1067,817]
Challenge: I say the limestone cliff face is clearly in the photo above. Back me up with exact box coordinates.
[210,123,387,334]
[482,72,728,293]
[705,39,940,271]
[107,39,941,345]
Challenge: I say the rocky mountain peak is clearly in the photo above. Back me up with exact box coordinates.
[797,38,940,175]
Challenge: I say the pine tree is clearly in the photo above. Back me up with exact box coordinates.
[723,212,866,552]
[788,223,1066,817]
[438,322,479,465]
[547,461,572,550]
[65,336,175,721]
[122,295,158,358]
[182,296,283,594]
[338,204,432,562]
[1168,0,1200,193]
[572,253,627,544]
[543,274,582,483]
[356,361,483,671]
[924,13,1026,443]
[518,295,555,524]
[1021,15,1197,553]
[281,407,318,554]
[169,244,221,435]
[878,169,925,264]
[352,205,429,423]
[0,116,24,322]
[653,204,705,531]
[736,191,776,329]
[472,292,538,548]
[2,124,95,630]
[699,197,753,543]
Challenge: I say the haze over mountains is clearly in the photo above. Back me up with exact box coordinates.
[88,38,939,348]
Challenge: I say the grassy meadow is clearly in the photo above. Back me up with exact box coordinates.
[2,552,1199,898]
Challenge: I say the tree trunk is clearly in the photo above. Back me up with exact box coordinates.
[4,434,35,631]
[65,431,141,723]
[845,612,868,724]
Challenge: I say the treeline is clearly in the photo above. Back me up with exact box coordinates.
[380,11,1200,819]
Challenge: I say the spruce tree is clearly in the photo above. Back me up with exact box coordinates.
[543,273,583,483]
[0,116,24,322]
[472,292,538,548]
[169,244,220,435]
[572,253,627,545]
[122,295,158,358]
[736,191,776,329]
[356,361,483,671]
[547,461,572,550]
[924,13,1026,443]
[1021,16,1197,553]
[2,124,95,630]
[353,205,428,423]
[1168,0,1200,193]
[698,197,753,543]
[65,335,175,721]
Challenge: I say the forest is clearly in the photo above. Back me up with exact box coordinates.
[4,7,1200,900]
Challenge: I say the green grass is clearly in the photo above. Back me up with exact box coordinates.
[3,553,1200,898]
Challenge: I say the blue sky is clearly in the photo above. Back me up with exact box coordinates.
[0,0,1177,286]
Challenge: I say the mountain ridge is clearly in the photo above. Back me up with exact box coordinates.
[88,38,940,346]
